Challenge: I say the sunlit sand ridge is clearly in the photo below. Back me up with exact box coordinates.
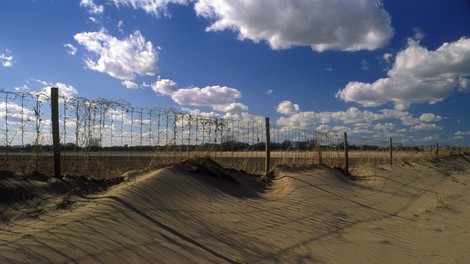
[1,155,470,263]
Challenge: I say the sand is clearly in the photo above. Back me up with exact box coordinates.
[1,155,470,263]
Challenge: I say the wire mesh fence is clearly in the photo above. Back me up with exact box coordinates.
[0,90,271,177]
[0,89,466,178]
[269,126,346,169]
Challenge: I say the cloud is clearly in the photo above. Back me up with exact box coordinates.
[374,122,395,131]
[454,130,470,140]
[80,0,104,14]
[172,85,241,106]
[413,27,425,41]
[110,0,191,16]
[33,80,79,98]
[275,106,443,136]
[74,29,157,85]
[411,123,442,131]
[0,102,34,120]
[118,20,125,33]
[422,135,438,142]
[455,130,470,136]
[276,100,300,115]
[152,78,179,96]
[195,0,393,52]
[360,59,369,70]
[0,49,13,67]
[64,43,78,55]
[213,103,249,113]
[89,16,99,23]
[152,78,248,113]
[336,37,470,109]
[121,80,139,89]
[419,113,441,122]
[316,124,330,132]
[96,0,393,52]
[185,108,264,123]
[383,52,392,61]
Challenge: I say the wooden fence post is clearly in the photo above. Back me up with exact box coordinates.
[265,117,271,175]
[51,87,61,178]
[436,142,439,156]
[344,132,349,175]
[316,134,322,165]
[389,138,393,165]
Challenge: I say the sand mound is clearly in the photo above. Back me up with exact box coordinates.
[1,156,470,263]
[0,172,123,224]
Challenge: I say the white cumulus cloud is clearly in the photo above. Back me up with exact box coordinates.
[336,37,470,109]
[419,113,442,122]
[275,106,443,136]
[152,78,179,96]
[454,131,470,139]
[74,29,157,85]
[195,0,393,52]
[34,80,79,98]
[455,131,470,136]
[383,52,393,63]
[172,85,240,106]
[0,50,13,67]
[98,0,393,52]
[412,123,442,131]
[110,0,192,16]
[276,100,300,115]
[80,0,104,14]
[121,80,139,89]
[213,103,249,113]
[152,78,248,113]
[374,122,395,131]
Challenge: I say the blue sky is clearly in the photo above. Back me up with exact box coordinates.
[1,0,470,145]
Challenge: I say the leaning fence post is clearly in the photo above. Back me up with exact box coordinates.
[344,132,349,175]
[389,138,393,165]
[51,87,61,178]
[265,117,271,175]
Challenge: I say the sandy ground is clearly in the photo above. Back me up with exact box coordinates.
[1,155,470,263]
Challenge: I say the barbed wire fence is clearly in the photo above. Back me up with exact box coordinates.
[0,89,465,178]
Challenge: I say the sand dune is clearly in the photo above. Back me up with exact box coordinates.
[1,156,470,263]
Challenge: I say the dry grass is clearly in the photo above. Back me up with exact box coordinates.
[1,147,468,179]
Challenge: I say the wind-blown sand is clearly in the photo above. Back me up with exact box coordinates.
[1,155,470,263]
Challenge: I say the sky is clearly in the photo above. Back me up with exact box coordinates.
[1,0,470,146]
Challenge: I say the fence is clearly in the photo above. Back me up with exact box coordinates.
[0,88,464,178]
